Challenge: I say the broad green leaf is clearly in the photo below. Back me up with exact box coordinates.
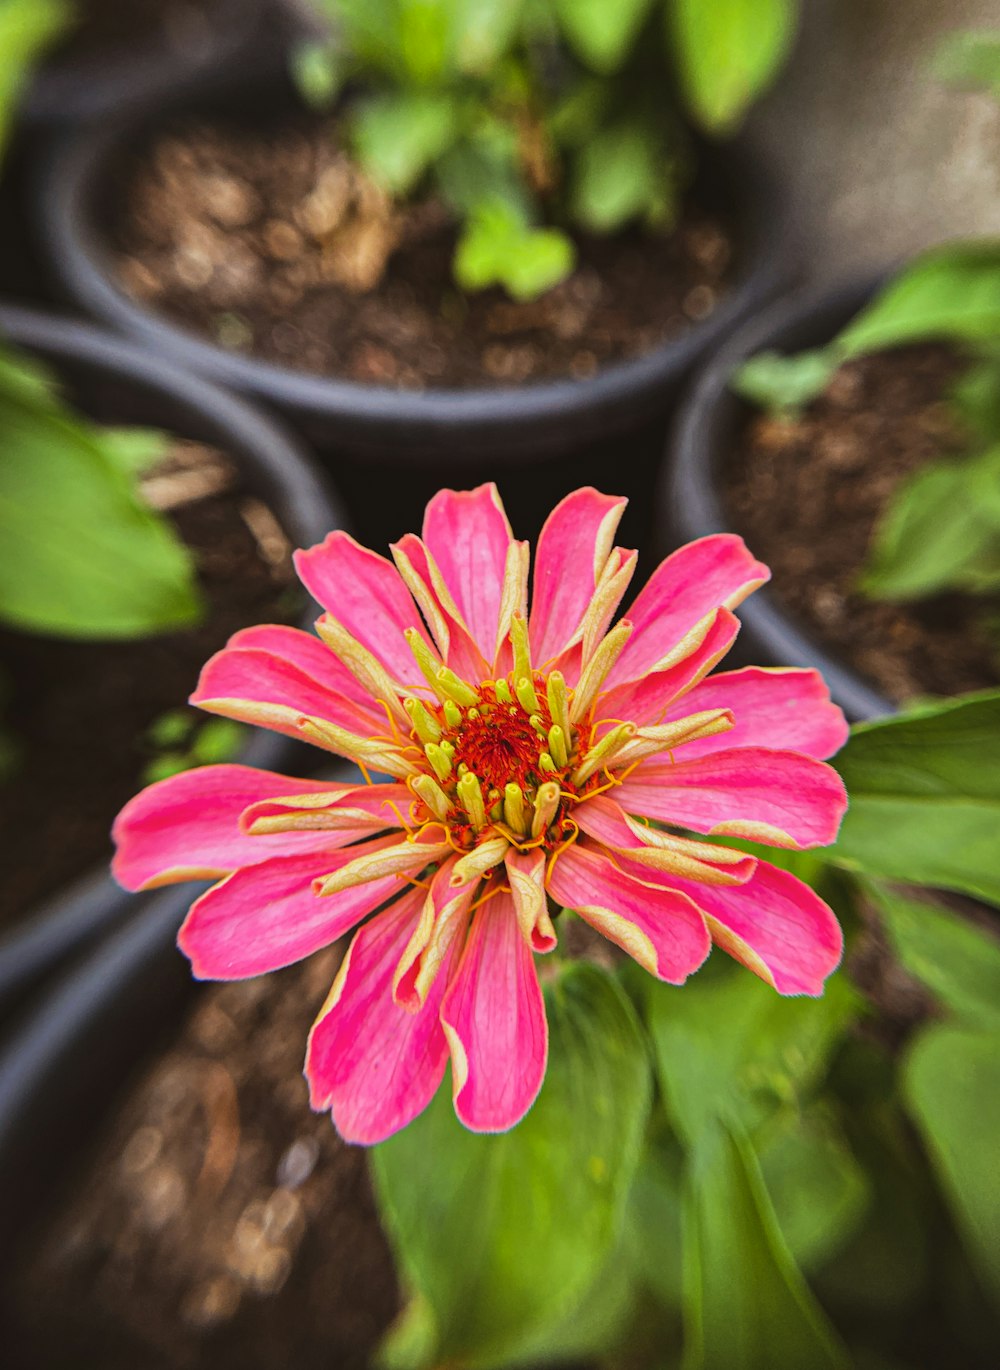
[100,427,171,477]
[860,446,1000,600]
[0,0,70,160]
[451,0,525,73]
[683,1119,847,1370]
[0,348,202,638]
[373,962,652,1368]
[864,881,1000,1029]
[950,356,1000,441]
[667,0,799,134]
[352,89,458,194]
[571,121,666,234]
[553,0,655,72]
[837,243,1000,356]
[290,39,347,110]
[639,964,859,1146]
[730,347,840,413]
[397,0,451,83]
[904,1025,1000,1305]
[932,28,1000,99]
[831,692,1000,906]
[757,1107,870,1271]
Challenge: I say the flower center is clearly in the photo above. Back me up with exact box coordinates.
[404,669,593,850]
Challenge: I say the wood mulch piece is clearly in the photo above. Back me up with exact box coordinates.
[9,948,402,1370]
[725,344,1000,703]
[110,115,734,390]
[0,440,301,929]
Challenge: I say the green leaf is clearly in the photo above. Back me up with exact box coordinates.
[837,243,1000,357]
[373,962,652,1368]
[191,718,245,764]
[454,199,573,300]
[904,1025,1000,1305]
[552,0,656,72]
[639,964,859,1146]
[667,0,799,135]
[932,28,1000,99]
[683,1119,848,1370]
[352,90,458,194]
[100,427,171,477]
[864,880,1000,1029]
[570,120,666,234]
[757,1107,870,1271]
[0,346,202,639]
[0,0,71,161]
[830,692,1000,906]
[730,347,839,413]
[451,0,526,73]
[290,39,347,110]
[950,356,1000,442]
[860,446,1000,600]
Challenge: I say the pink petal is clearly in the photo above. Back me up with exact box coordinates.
[306,888,458,1144]
[191,645,384,739]
[224,624,380,712]
[668,860,843,996]
[421,483,514,664]
[240,782,413,834]
[393,858,476,1011]
[293,531,430,687]
[574,794,757,885]
[547,843,710,984]
[178,835,404,979]
[597,607,740,727]
[440,889,548,1132]
[605,535,769,691]
[616,748,848,849]
[391,531,487,681]
[112,764,350,891]
[529,488,627,664]
[662,667,849,761]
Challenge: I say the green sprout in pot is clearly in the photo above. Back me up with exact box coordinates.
[292,0,802,300]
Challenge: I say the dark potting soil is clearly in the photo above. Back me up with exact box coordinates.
[51,0,214,61]
[9,947,402,1370]
[110,116,733,389]
[0,441,301,928]
[725,345,1000,703]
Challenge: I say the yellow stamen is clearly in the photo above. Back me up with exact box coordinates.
[546,671,571,740]
[494,678,512,704]
[516,676,539,714]
[572,722,636,785]
[531,780,561,839]
[436,668,480,708]
[538,752,556,773]
[457,772,487,830]
[503,783,528,835]
[411,774,452,822]
[425,742,452,783]
[443,699,462,730]
[548,724,569,767]
[405,697,441,744]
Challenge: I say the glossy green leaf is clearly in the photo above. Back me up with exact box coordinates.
[831,692,1000,906]
[837,243,1000,356]
[667,0,798,134]
[861,446,1000,599]
[683,1119,847,1370]
[932,28,1000,99]
[571,121,666,233]
[730,347,840,413]
[373,962,652,1368]
[352,90,458,193]
[553,0,655,72]
[0,348,202,638]
[639,964,859,1146]
[0,0,70,160]
[904,1025,1000,1305]
[864,881,1000,1029]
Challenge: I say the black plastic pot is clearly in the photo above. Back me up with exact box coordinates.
[665,277,894,724]
[0,305,344,1019]
[20,0,275,130]
[35,74,794,552]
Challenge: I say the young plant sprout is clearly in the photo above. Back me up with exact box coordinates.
[114,485,848,1144]
[291,0,801,299]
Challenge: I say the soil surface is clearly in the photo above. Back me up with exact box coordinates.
[111,115,733,389]
[51,0,214,61]
[0,440,301,928]
[726,345,1000,702]
[9,948,402,1370]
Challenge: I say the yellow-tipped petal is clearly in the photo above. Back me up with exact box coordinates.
[570,619,634,723]
[412,774,452,822]
[571,722,635,785]
[425,742,453,783]
[503,783,528,835]
[516,675,539,714]
[451,835,509,885]
[531,780,561,839]
[436,668,480,707]
[458,771,487,830]
[405,628,448,699]
[548,724,569,767]
[405,697,441,744]
[546,671,571,739]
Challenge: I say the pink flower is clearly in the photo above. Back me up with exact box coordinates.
[113,486,849,1144]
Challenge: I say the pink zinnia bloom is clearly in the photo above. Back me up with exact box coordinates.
[113,485,849,1144]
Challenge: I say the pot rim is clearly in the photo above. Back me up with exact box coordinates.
[0,303,344,1011]
[20,0,268,128]
[35,84,793,453]
[665,273,896,724]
